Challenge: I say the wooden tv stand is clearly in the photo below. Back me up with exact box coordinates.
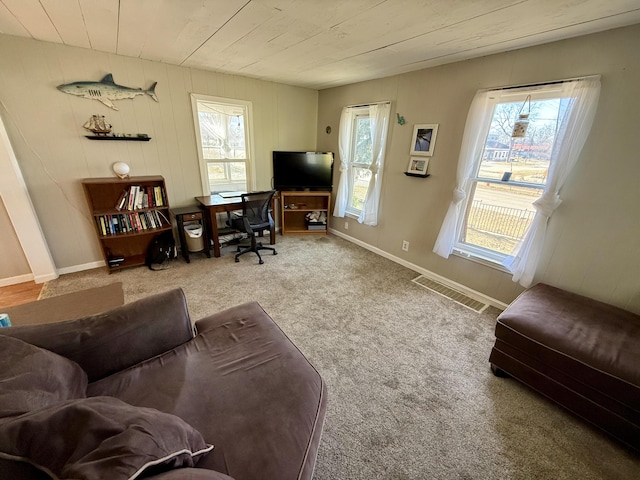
[280,191,330,235]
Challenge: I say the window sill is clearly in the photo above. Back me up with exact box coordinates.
[452,247,512,274]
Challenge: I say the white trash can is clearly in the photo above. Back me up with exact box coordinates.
[184,224,204,252]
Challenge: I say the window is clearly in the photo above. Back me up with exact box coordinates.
[334,102,390,225]
[456,89,563,263]
[347,107,372,215]
[191,94,255,194]
[433,77,600,286]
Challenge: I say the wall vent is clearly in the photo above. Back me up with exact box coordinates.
[412,275,489,313]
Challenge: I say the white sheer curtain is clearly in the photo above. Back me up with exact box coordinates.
[433,90,495,257]
[333,107,354,217]
[358,102,390,226]
[503,76,601,286]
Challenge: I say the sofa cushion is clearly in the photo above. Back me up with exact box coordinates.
[0,396,213,480]
[1,289,194,382]
[0,335,87,418]
[89,301,327,480]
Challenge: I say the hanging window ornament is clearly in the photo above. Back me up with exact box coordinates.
[512,95,531,138]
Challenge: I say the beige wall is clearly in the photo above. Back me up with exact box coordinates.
[0,35,317,274]
[318,24,640,313]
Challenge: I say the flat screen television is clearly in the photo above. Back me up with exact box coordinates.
[272,151,334,191]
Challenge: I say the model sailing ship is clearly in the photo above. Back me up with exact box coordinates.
[83,115,112,135]
[82,115,151,141]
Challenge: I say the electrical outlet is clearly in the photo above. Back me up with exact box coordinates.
[344,221,349,230]
[402,240,409,251]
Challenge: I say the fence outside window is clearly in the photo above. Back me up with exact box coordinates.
[467,200,535,241]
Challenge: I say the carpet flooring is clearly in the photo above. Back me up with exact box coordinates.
[42,235,640,479]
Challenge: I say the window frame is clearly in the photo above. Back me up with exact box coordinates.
[190,93,256,195]
[453,86,565,265]
[345,106,372,217]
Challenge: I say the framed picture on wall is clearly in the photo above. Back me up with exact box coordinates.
[406,157,429,176]
[409,124,438,156]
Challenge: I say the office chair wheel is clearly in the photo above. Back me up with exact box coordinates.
[259,259,264,264]
[273,251,277,255]
[235,257,240,262]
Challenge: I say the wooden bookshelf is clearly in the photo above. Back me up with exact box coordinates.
[82,176,172,272]
[280,191,330,235]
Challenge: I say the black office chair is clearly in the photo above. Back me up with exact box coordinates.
[227,190,277,264]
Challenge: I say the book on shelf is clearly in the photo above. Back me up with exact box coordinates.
[135,189,144,210]
[115,190,128,211]
[97,209,168,236]
[147,211,157,229]
[131,213,140,231]
[108,256,124,268]
[114,184,168,211]
[120,214,128,233]
[152,186,161,206]
[126,186,135,210]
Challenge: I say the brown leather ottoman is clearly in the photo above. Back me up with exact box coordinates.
[489,283,640,452]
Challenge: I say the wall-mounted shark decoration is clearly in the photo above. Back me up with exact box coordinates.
[56,74,158,111]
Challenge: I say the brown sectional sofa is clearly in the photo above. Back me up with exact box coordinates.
[0,289,327,479]
[489,283,640,452]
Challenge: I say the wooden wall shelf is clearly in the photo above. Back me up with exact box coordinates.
[404,172,430,178]
[86,134,151,141]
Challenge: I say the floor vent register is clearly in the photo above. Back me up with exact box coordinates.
[412,275,489,313]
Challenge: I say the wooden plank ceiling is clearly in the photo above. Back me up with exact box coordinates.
[0,0,639,89]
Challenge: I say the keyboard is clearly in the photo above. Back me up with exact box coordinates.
[217,191,247,199]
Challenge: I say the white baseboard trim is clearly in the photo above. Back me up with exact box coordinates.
[329,228,509,310]
[33,272,59,284]
[57,260,105,276]
[0,273,34,287]
[0,271,58,286]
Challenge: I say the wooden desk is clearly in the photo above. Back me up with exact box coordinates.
[195,194,276,258]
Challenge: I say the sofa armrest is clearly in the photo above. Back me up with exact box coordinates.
[1,288,193,382]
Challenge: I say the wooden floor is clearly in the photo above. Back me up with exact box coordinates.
[0,281,44,309]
